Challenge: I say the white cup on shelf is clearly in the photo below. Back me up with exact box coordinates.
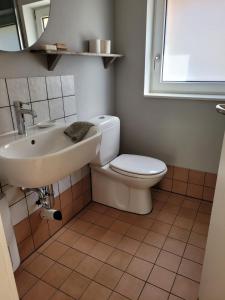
[89,39,101,53]
[101,40,111,54]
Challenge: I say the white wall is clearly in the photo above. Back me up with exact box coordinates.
[0,0,115,121]
[114,0,225,173]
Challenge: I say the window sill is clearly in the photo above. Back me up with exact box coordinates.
[144,92,225,101]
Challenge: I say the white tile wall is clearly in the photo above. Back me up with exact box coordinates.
[0,107,14,134]
[10,198,28,226]
[0,79,9,107]
[46,76,62,99]
[6,78,30,104]
[49,98,64,120]
[28,77,47,102]
[61,75,75,96]
[58,176,72,194]
[26,192,40,215]
[32,101,50,124]
[64,96,77,116]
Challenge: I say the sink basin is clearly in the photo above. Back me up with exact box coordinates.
[0,124,101,188]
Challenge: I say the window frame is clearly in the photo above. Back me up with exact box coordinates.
[144,0,225,100]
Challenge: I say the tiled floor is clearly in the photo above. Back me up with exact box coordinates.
[14,190,212,300]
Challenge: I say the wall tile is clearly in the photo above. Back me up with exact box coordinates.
[187,184,203,199]
[46,76,62,99]
[0,107,13,134]
[71,170,82,186]
[14,218,32,244]
[10,198,28,226]
[60,189,73,209]
[173,167,189,182]
[61,75,75,96]
[0,79,9,107]
[6,78,30,104]
[5,186,25,207]
[189,170,205,186]
[59,177,71,194]
[81,165,91,177]
[53,182,59,198]
[28,77,47,102]
[172,180,187,195]
[203,187,215,202]
[63,96,77,116]
[32,101,50,124]
[165,165,174,179]
[26,192,40,215]
[49,98,64,120]
[205,173,217,188]
[18,236,35,261]
[30,209,50,248]
[158,178,172,192]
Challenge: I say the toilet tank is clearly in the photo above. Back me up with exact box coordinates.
[90,115,120,166]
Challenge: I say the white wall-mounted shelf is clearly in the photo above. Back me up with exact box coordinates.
[31,50,124,70]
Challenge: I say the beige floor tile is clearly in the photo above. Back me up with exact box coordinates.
[169,226,190,243]
[188,232,207,249]
[110,220,131,235]
[22,280,56,300]
[151,221,171,235]
[125,225,148,241]
[117,237,140,255]
[168,295,183,300]
[136,243,160,263]
[172,275,199,300]
[80,210,101,223]
[126,257,153,281]
[94,215,115,228]
[50,290,73,300]
[60,271,90,299]
[94,264,123,289]
[85,225,107,240]
[115,273,145,300]
[134,216,154,230]
[192,222,209,236]
[89,202,108,214]
[174,217,194,231]
[15,270,38,298]
[178,258,202,282]
[163,238,186,256]
[73,236,97,254]
[57,229,81,247]
[42,262,72,288]
[100,230,123,247]
[144,231,166,248]
[58,248,86,269]
[139,283,169,300]
[157,211,177,225]
[91,242,114,261]
[109,292,130,300]
[105,207,121,219]
[80,282,112,300]
[148,265,176,292]
[25,254,54,278]
[107,249,133,271]
[156,251,181,272]
[183,245,205,264]
[76,256,103,279]
[70,219,92,234]
[43,241,69,261]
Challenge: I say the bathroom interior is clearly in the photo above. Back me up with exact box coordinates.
[0,0,225,299]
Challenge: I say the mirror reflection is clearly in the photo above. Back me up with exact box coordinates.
[0,0,50,52]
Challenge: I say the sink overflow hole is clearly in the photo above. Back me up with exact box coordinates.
[31,140,36,145]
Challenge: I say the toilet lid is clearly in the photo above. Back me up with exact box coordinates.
[110,154,167,176]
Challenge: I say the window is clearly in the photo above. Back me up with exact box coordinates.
[144,0,225,100]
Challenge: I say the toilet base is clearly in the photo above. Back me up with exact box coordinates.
[91,167,152,215]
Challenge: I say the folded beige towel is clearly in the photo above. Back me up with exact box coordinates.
[64,122,94,143]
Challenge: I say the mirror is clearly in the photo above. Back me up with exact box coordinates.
[0,0,50,52]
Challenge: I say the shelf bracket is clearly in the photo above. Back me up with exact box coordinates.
[102,57,118,69]
[46,54,62,71]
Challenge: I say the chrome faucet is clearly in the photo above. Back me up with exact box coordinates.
[14,101,37,135]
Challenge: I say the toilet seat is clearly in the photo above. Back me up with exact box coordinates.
[110,154,167,179]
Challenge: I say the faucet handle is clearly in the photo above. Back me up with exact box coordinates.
[14,101,29,108]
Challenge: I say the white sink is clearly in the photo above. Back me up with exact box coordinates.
[0,123,101,188]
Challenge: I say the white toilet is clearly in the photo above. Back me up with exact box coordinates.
[90,116,167,214]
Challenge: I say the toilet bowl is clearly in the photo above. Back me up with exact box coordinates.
[90,116,167,214]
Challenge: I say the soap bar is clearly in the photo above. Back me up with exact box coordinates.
[39,44,57,51]
[55,43,67,50]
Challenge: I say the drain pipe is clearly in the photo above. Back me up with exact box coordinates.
[21,185,62,221]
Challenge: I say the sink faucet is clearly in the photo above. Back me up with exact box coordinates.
[14,101,37,135]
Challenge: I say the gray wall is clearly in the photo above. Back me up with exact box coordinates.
[0,0,115,120]
[114,0,225,173]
